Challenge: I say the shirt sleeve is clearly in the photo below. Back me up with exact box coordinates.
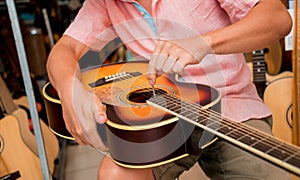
[217,0,260,23]
[64,0,117,50]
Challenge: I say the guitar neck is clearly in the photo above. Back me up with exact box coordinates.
[147,94,300,176]
[252,49,267,83]
[251,49,268,99]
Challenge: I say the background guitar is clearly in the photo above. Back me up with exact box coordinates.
[0,75,59,177]
[13,96,60,175]
[0,111,43,180]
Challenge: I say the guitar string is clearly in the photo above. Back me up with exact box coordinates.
[99,72,300,161]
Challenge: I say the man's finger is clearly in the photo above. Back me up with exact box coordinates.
[148,40,166,85]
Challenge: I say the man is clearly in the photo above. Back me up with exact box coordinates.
[47,0,292,179]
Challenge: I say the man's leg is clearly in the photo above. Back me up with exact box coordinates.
[199,117,292,180]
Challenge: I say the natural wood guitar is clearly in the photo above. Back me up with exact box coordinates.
[0,110,43,179]
[43,61,300,176]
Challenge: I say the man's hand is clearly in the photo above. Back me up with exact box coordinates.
[59,78,108,152]
[146,35,212,85]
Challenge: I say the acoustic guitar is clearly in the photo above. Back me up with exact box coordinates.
[13,96,60,174]
[0,74,59,176]
[0,110,43,180]
[42,61,300,176]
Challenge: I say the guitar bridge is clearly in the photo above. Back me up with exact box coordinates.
[89,72,142,87]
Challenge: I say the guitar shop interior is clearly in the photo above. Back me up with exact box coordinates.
[0,0,299,180]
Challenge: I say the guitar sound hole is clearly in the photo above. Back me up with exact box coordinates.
[128,88,166,103]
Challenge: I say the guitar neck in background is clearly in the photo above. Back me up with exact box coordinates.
[251,49,267,99]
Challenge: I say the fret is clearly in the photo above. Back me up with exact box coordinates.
[252,57,265,61]
[253,67,266,70]
[223,127,248,140]
[167,105,180,113]
[186,114,200,123]
[251,140,273,152]
[284,150,300,162]
[179,111,196,120]
[206,119,222,129]
[217,124,235,135]
[285,151,300,168]
[253,77,266,81]
[253,66,266,70]
[236,134,258,145]
[286,158,300,169]
[267,147,295,161]
[265,143,282,154]
[253,61,265,65]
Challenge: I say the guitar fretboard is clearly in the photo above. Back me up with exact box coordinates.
[252,49,267,83]
[147,93,300,176]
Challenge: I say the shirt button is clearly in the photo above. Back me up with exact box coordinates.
[140,11,145,16]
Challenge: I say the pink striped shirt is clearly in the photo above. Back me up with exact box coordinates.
[64,0,272,122]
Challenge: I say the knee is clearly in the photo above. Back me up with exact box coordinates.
[98,156,120,179]
[97,156,155,180]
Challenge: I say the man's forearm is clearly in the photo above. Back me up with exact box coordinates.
[203,0,292,54]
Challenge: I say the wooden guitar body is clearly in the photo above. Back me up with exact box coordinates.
[0,110,43,180]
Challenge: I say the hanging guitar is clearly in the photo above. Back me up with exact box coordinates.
[42,61,300,176]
